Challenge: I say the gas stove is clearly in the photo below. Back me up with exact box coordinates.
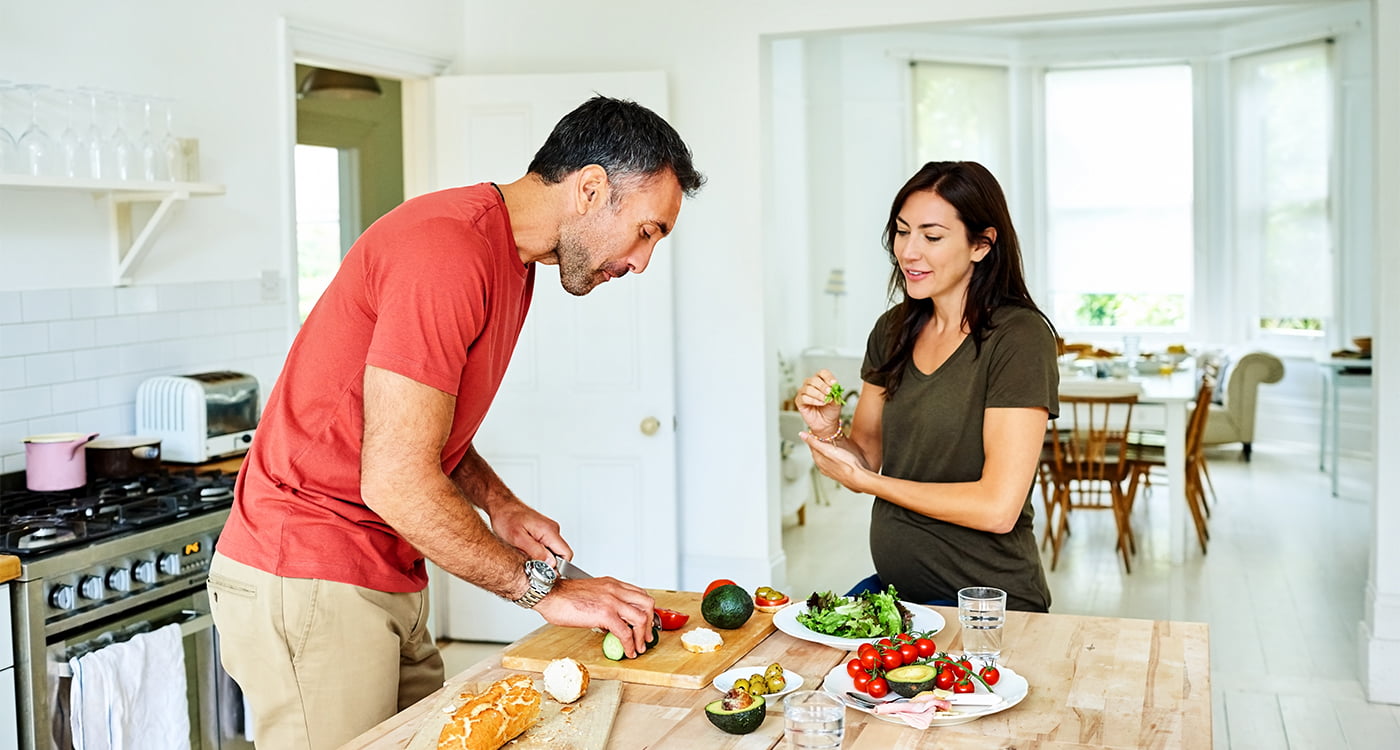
[0,469,235,557]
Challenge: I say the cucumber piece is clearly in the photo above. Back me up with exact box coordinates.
[601,632,626,660]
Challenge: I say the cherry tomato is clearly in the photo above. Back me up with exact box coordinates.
[948,661,966,679]
[853,671,873,691]
[876,638,895,649]
[879,649,903,670]
[958,658,974,675]
[915,637,937,658]
[895,632,916,643]
[847,659,866,678]
[954,679,976,694]
[704,579,737,597]
[979,665,1001,686]
[859,651,879,671]
[898,643,919,665]
[654,608,689,630]
[857,643,878,659]
[935,668,956,691]
[866,677,890,699]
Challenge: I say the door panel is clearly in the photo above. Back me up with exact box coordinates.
[425,72,679,642]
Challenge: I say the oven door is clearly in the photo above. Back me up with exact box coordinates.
[43,589,249,750]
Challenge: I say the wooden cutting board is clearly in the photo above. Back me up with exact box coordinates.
[500,589,776,690]
[406,676,622,750]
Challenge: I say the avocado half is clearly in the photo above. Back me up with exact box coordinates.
[705,691,766,734]
[884,663,940,698]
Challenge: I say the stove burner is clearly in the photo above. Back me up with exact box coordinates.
[0,469,236,557]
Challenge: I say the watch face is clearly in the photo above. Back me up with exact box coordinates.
[526,559,557,585]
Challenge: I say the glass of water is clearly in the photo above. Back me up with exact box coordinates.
[783,690,844,749]
[958,586,1007,663]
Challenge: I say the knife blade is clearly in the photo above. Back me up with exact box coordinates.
[554,556,593,580]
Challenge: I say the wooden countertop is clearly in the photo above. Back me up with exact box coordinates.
[345,603,1211,749]
[0,555,19,584]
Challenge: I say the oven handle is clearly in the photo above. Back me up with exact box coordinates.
[54,608,212,677]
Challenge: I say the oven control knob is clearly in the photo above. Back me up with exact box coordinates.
[106,568,132,592]
[79,575,105,600]
[158,553,181,577]
[134,560,157,584]
[50,584,76,610]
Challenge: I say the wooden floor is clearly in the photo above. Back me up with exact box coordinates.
[782,440,1398,750]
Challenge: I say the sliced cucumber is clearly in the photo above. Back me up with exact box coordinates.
[601,632,626,660]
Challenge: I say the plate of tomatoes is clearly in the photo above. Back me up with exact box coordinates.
[820,643,1028,728]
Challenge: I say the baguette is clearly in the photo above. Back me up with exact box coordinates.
[437,674,541,750]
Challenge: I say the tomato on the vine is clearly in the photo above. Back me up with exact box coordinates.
[935,668,956,691]
[898,643,919,665]
[958,658,974,675]
[914,637,937,658]
[879,650,903,670]
[895,632,916,643]
[979,665,1001,686]
[876,638,895,649]
[866,677,890,699]
[853,671,873,691]
[948,661,966,679]
[859,651,878,670]
[846,659,866,678]
[953,679,976,694]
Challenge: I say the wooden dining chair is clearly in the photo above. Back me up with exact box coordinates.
[1045,392,1140,573]
[1125,365,1218,555]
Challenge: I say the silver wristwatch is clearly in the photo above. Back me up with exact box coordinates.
[512,558,558,609]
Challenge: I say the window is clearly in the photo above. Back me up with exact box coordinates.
[294,144,358,323]
[911,62,1011,183]
[1043,65,1194,331]
[1232,42,1333,337]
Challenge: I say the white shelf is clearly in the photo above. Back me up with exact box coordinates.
[0,174,226,285]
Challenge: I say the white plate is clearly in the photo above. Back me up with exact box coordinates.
[772,600,946,650]
[820,661,1029,728]
[712,665,805,699]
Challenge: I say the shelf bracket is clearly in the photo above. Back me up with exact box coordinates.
[108,189,191,286]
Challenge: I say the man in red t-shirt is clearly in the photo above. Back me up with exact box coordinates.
[208,96,704,749]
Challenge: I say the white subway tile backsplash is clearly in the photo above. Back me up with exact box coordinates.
[3,453,25,474]
[49,319,97,351]
[0,292,22,324]
[234,331,265,359]
[0,322,50,357]
[70,288,116,318]
[156,284,207,312]
[0,420,27,456]
[118,343,164,375]
[94,316,142,346]
[195,281,234,309]
[72,346,124,380]
[24,352,75,386]
[0,356,24,388]
[51,380,100,413]
[26,413,79,437]
[21,290,74,322]
[114,286,159,315]
[231,279,261,305]
[97,374,147,407]
[250,304,288,331]
[134,313,181,342]
[0,386,52,423]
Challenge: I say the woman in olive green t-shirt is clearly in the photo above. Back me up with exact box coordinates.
[796,161,1059,613]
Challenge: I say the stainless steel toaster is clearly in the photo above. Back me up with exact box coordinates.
[135,371,260,463]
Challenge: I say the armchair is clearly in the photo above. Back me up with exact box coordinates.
[1200,350,1285,461]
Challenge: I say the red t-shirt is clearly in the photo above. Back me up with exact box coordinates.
[218,184,534,592]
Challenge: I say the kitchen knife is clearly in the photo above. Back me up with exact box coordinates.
[553,555,594,580]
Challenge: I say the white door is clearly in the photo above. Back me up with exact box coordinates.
[423,73,680,642]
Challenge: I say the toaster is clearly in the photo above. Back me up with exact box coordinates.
[136,371,260,463]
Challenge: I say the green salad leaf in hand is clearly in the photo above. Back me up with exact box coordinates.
[796,586,912,639]
[824,382,847,406]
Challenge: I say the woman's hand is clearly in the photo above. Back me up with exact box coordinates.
[801,431,872,493]
[795,369,844,439]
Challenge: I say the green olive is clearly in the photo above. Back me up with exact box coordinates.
[765,663,784,680]
[767,674,787,693]
[732,678,750,694]
[748,676,769,695]
[755,586,775,598]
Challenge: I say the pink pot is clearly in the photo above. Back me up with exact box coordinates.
[23,433,100,492]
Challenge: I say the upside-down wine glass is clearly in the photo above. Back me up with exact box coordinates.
[0,82,17,173]
[79,87,105,180]
[16,83,55,177]
[159,98,184,182]
[57,89,84,178]
[137,96,163,181]
[107,92,134,181]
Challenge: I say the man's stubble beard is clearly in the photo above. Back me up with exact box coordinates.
[556,218,605,297]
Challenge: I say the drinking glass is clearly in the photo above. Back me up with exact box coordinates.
[106,92,134,180]
[158,98,185,181]
[783,690,844,749]
[57,89,84,178]
[0,82,17,173]
[16,83,55,176]
[79,87,106,180]
[136,96,164,181]
[958,586,1007,663]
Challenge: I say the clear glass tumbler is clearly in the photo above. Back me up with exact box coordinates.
[958,586,1007,664]
[783,690,844,749]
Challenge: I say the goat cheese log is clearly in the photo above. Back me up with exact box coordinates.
[437,674,542,750]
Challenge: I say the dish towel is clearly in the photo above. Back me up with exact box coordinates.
[69,623,191,750]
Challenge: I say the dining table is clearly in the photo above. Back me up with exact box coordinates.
[1059,367,1199,565]
[343,597,1211,749]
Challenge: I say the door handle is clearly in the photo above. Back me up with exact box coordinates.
[640,416,660,436]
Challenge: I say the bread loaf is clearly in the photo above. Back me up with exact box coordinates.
[542,657,590,703]
[437,674,541,750]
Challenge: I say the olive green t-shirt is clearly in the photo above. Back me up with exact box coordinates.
[861,304,1059,612]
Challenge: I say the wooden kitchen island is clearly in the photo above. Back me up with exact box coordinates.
[345,602,1210,749]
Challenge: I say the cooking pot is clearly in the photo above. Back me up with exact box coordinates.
[23,432,99,491]
[86,436,163,480]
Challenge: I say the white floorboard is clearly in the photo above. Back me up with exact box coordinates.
[779,441,1391,749]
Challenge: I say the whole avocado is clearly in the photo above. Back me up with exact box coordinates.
[701,583,755,629]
